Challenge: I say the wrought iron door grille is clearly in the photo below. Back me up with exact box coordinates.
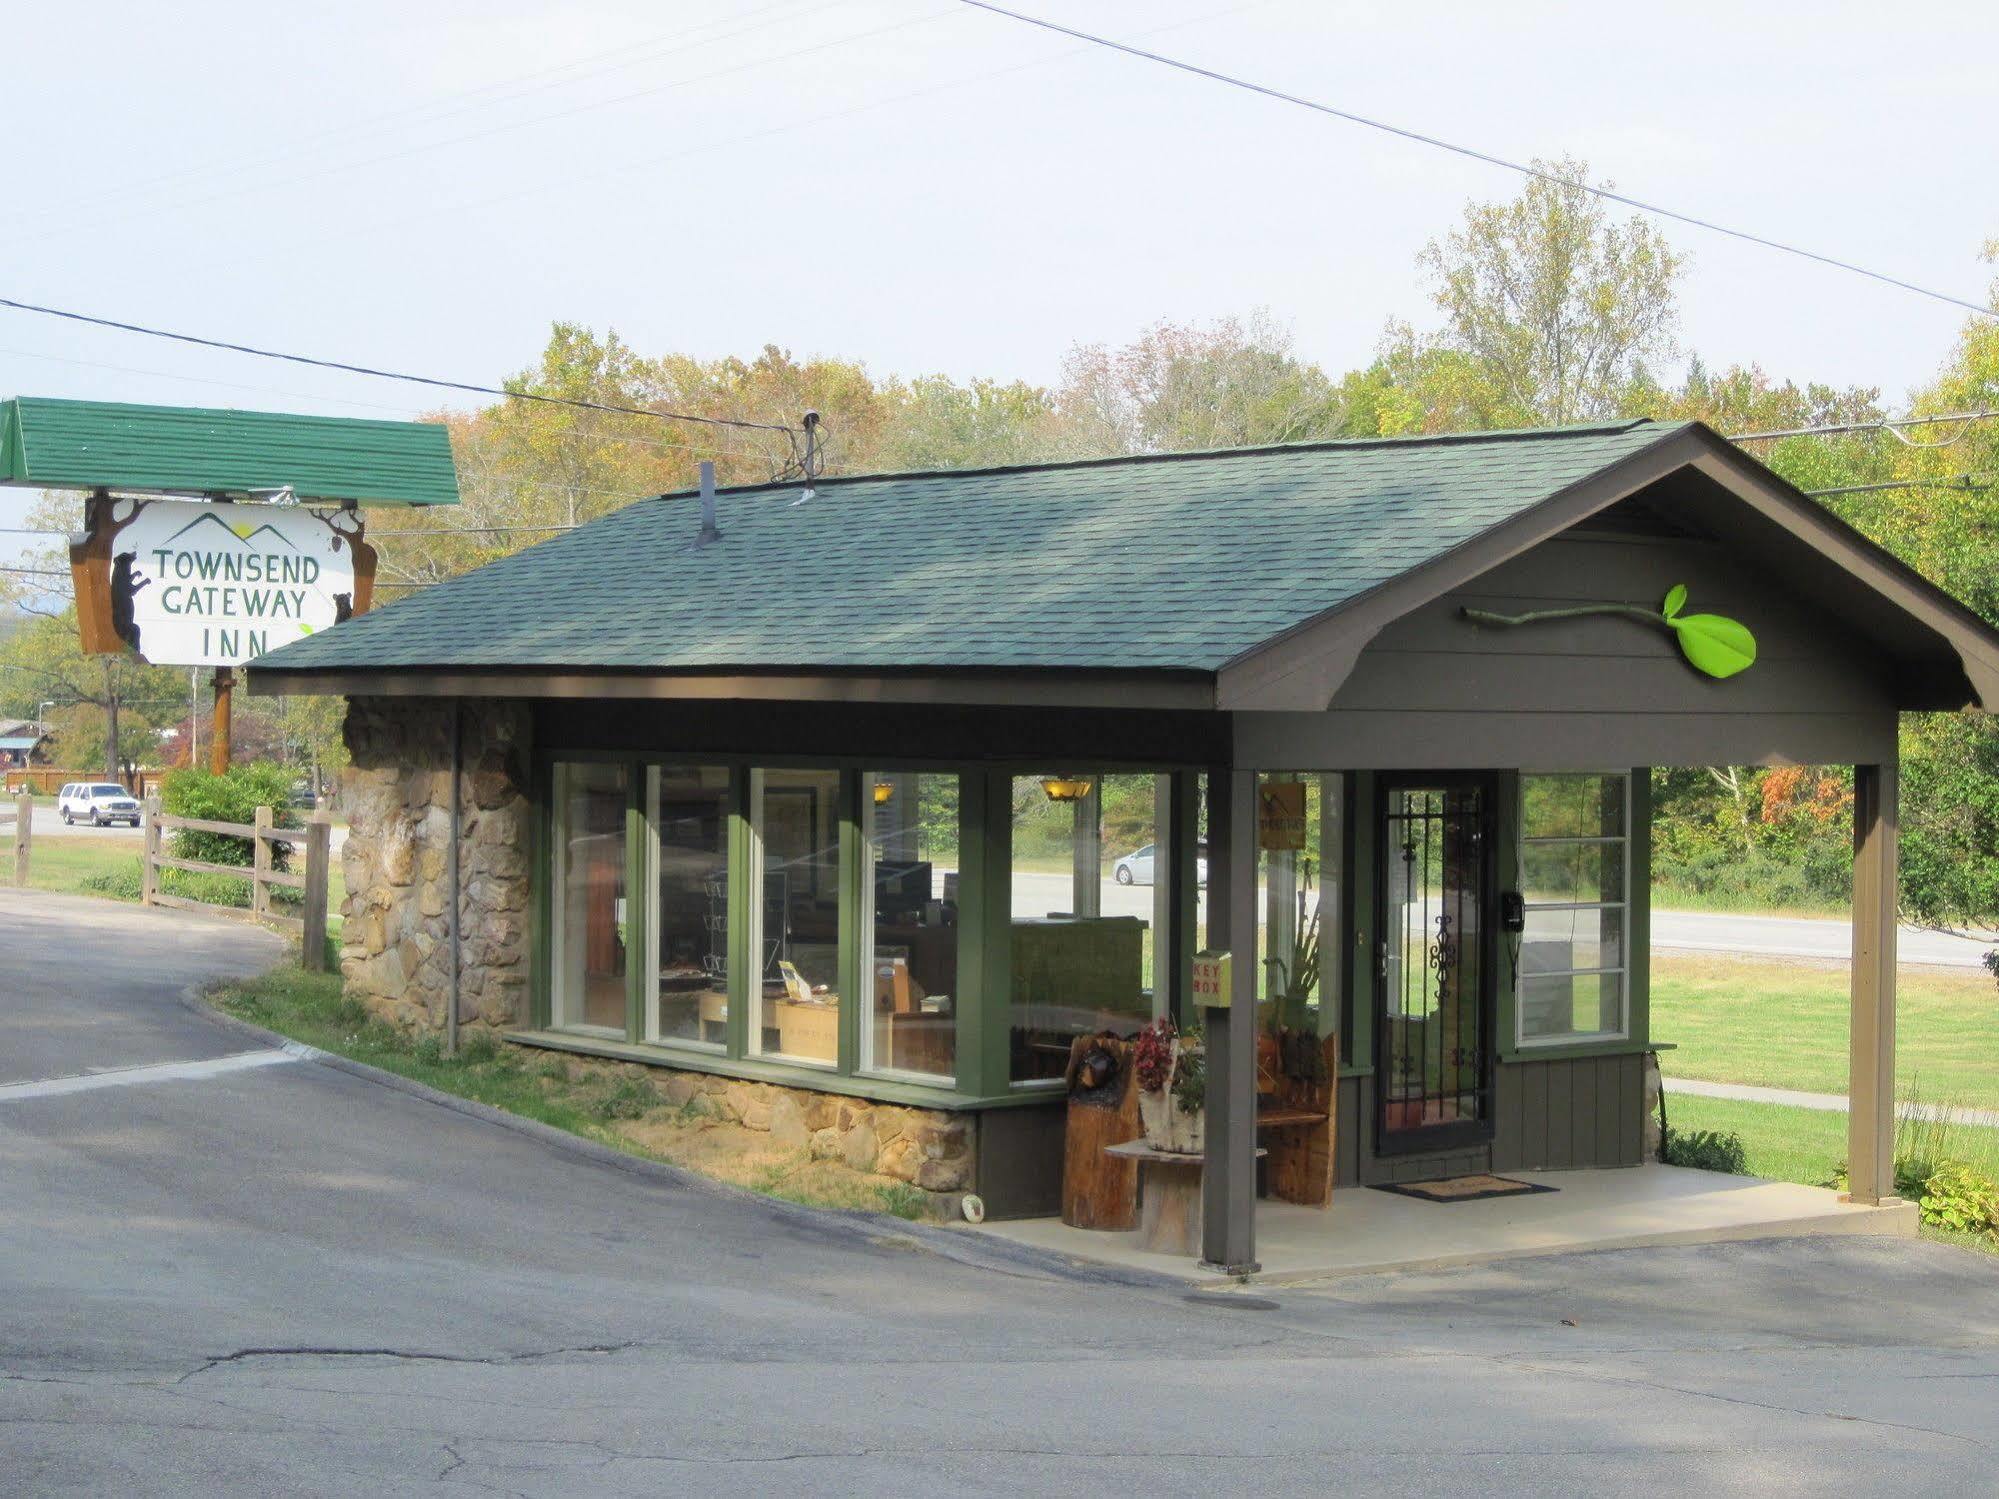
[1381,785,1489,1139]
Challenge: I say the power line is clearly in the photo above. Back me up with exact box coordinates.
[1805,473,1994,499]
[0,294,795,436]
[1728,409,1999,443]
[955,0,1999,325]
[211,1,1266,274]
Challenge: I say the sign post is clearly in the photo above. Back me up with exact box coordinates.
[212,667,234,774]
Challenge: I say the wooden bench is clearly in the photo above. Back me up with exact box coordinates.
[1255,1031,1339,1208]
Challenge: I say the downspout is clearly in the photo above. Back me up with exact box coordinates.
[446,698,463,1057]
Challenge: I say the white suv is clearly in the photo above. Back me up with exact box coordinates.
[58,782,143,828]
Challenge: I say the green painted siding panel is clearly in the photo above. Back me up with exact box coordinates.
[0,397,459,505]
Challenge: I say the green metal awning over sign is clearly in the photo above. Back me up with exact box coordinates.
[0,396,460,506]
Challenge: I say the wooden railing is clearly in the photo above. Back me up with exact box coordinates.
[0,790,29,887]
[5,768,165,799]
[142,796,331,970]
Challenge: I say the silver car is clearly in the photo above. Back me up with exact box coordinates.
[1112,843,1209,886]
[58,782,142,828]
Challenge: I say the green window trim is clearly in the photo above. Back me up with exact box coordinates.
[1496,767,1653,1062]
[503,1028,1062,1112]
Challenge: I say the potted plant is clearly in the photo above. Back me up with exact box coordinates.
[1132,1017,1206,1153]
[1263,900,1329,1089]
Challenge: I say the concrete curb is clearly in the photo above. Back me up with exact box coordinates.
[177,981,1180,1292]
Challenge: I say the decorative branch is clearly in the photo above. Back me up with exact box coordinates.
[1461,583,1758,680]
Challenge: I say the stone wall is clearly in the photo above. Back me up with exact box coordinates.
[655,1069,975,1194]
[339,696,532,1031]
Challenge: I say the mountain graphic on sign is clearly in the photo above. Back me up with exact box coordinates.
[160,512,302,551]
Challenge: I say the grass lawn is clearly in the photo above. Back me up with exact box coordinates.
[1652,953,1999,1111]
[1667,1092,1999,1256]
[214,966,941,1221]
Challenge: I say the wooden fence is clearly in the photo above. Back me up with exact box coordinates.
[0,790,29,887]
[142,796,331,971]
[5,768,166,799]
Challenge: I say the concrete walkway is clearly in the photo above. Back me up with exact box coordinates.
[983,1163,1915,1287]
[1666,1075,1999,1129]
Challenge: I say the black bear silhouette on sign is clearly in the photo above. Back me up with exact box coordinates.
[110,551,150,656]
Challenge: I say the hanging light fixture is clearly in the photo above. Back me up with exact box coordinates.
[872,780,895,806]
[1041,776,1093,803]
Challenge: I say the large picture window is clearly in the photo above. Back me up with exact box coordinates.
[1517,773,1629,1045]
[750,769,845,1067]
[1256,773,1344,1049]
[646,766,732,1051]
[551,761,629,1036]
[860,773,960,1081]
[1007,772,1167,1084]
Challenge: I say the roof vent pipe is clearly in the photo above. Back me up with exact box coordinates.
[691,460,722,550]
[792,410,821,506]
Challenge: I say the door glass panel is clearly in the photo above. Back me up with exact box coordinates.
[1380,784,1487,1138]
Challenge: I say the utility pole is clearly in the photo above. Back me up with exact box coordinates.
[102,658,121,783]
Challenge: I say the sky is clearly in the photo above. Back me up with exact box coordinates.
[3,0,1996,565]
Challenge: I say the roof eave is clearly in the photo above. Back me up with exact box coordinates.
[245,664,1220,712]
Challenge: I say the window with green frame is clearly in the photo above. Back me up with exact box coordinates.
[1517,772,1630,1045]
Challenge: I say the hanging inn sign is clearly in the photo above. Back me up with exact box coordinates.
[70,493,376,668]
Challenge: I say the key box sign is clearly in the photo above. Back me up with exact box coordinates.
[74,497,372,668]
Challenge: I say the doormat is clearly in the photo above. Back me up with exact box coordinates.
[1371,1174,1558,1204]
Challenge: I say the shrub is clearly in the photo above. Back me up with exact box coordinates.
[1916,1163,1999,1239]
[1664,1126,1749,1174]
[161,764,298,870]
[1985,950,1998,992]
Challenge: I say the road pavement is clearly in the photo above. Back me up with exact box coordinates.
[2,886,1997,1494]
[1019,868,1994,967]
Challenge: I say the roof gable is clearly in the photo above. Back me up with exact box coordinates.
[250,420,1685,678]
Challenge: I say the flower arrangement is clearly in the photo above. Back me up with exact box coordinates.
[1132,1017,1205,1152]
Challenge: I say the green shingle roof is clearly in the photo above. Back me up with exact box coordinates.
[250,420,1689,677]
[0,397,460,505]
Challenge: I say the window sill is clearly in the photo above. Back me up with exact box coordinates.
[1500,1039,1674,1063]
[505,1029,1059,1111]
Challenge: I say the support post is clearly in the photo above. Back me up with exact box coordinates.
[447,699,463,1057]
[1071,780,1101,918]
[1153,774,1175,1019]
[1201,767,1259,1274]
[210,667,233,775]
[1846,761,1899,1206]
[11,789,29,887]
[252,805,273,918]
[301,813,331,972]
[141,794,161,906]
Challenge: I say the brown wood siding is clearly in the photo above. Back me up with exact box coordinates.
[1236,531,1901,770]
[1333,1073,1495,1187]
[1491,1053,1646,1172]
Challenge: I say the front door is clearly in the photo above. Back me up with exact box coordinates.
[1375,776,1495,1155]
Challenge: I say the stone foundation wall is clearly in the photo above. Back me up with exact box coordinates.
[654,1067,975,1193]
[339,696,533,1031]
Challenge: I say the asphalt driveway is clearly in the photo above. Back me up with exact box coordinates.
[1,888,1995,1496]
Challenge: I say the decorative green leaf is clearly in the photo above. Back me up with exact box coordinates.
[1661,583,1687,621]
[1670,612,1757,679]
